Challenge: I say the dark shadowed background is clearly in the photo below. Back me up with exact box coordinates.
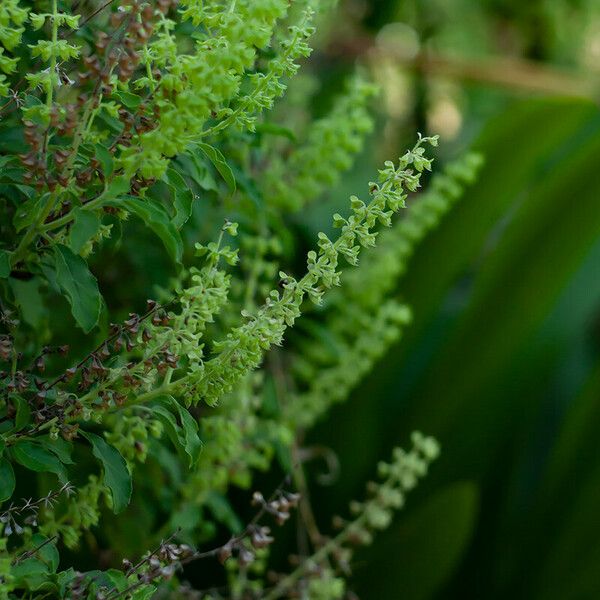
[289,0,600,597]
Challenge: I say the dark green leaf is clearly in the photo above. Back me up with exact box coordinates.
[69,208,101,254]
[40,436,74,465]
[95,175,130,205]
[0,457,15,502]
[13,395,31,432]
[357,482,479,600]
[10,558,51,591]
[12,440,68,482]
[30,533,60,572]
[9,277,46,329]
[52,244,102,333]
[107,196,183,263]
[80,431,132,514]
[205,492,243,533]
[13,193,48,232]
[0,250,10,278]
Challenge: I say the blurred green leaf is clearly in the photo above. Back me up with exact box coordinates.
[356,482,479,600]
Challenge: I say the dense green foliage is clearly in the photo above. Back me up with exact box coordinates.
[2,0,600,598]
[0,1,448,598]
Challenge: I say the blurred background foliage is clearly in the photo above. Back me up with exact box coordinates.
[285,0,600,598]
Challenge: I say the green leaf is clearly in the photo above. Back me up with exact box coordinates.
[95,143,114,178]
[0,250,10,278]
[40,436,74,465]
[112,90,142,109]
[102,175,130,199]
[52,244,102,333]
[30,533,60,572]
[0,155,15,170]
[197,143,236,193]
[69,208,101,254]
[231,164,264,210]
[205,492,243,533]
[153,396,202,468]
[165,168,194,229]
[13,193,48,232]
[183,152,218,191]
[9,277,46,330]
[255,121,296,141]
[12,440,68,483]
[107,196,183,263]
[357,482,479,600]
[80,431,132,514]
[10,558,51,591]
[131,586,157,600]
[0,457,15,502]
[13,395,31,432]
[105,569,129,592]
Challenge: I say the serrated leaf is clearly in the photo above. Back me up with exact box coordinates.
[69,208,101,254]
[107,196,183,263]
[52,244,102,333]
[0,457,15,502]
[197,143,236,193]
[12,440,68,483]
[80,431,131,514]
